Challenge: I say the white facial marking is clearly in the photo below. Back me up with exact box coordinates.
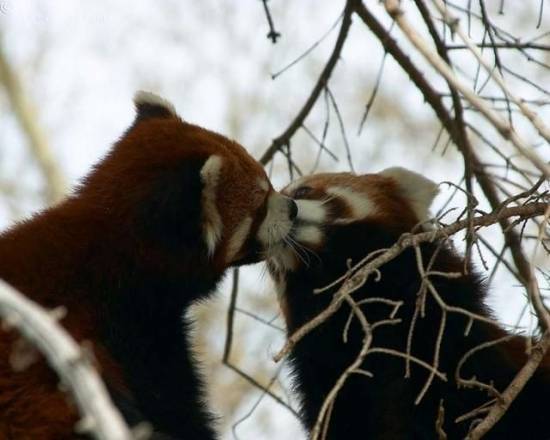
[284,177,307,196]
[257,178,270,193]
[200,155,224,256]
[257,193,293,247]
[133,90,177,115]
[327,186,375,221]
[380,167,439,223]
[294,225,323,246]
[296,200,326,223]
[226,216,253,262]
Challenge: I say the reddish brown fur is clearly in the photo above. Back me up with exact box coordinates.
[0,105,274,438]
[285,172,419,229]
[83,118,271,270]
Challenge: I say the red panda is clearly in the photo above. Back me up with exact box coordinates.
[267,169,550,439]
[0,91,297,439]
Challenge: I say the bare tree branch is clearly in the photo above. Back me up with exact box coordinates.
[0,33,66,205]
[274,201,548,362]
[466,332,550,439]
[260,0,355,165]
[260,0,281,44]
[383,0,550,178]
[432,0,550,146]
[353,1,543,334]
[252,2,550,437]
[0,279,133,440]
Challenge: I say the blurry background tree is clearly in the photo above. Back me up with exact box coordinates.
[0,1,548,439]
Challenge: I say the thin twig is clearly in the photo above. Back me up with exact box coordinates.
[433,0,550,148]
[260,0,281,43]
[274,202,548,362]
[260,0,355,165]
[223,269,240,363]
[384,0,550,178]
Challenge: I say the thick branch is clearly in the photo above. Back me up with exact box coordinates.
[354,0,540,320]
[0,280,132,440]
[384,0,550,177]
[432,0,550,146]
[0,35,66,205]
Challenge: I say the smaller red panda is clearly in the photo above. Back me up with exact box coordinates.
[268,168,550,439]
[0,92,297,439]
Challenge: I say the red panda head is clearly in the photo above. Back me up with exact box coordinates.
[77,91,297,272]
[266,168,438,275]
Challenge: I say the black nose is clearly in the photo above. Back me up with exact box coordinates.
[288,199,298,220]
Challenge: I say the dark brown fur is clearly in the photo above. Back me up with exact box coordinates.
[272,171,550,439]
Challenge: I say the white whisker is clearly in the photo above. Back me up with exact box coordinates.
[320,195,337,206]
[286,233,322,265]
[283,236,310,268]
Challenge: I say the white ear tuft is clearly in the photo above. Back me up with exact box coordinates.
[380,167,439,222]
[200,155,224,256]
[133,90,177,119]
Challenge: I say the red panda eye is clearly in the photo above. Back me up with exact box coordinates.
[293,186,313,199]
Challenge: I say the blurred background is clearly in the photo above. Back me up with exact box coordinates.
[1,1,549,438]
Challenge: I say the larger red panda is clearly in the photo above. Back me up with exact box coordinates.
[0,92,297,439]
[267,169,550,439]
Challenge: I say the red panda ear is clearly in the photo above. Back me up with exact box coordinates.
[200,155,224,256]
[133,90,178,122]
[379,167,439,222]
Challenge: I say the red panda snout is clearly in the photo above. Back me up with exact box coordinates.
[255,193,297,252]
[199,159,298,266]
[216,191,297,266]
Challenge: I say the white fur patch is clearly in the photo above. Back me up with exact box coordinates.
[294,225,323,246]
[257,193,294,247]
[200,155,224,256]
[284,177,307,196]
[133,90,177,115]
[327,186,375,220]
[296,200,327,223]
[226,216,253,262]
[257,178,270,192]
[380,167,439,222]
